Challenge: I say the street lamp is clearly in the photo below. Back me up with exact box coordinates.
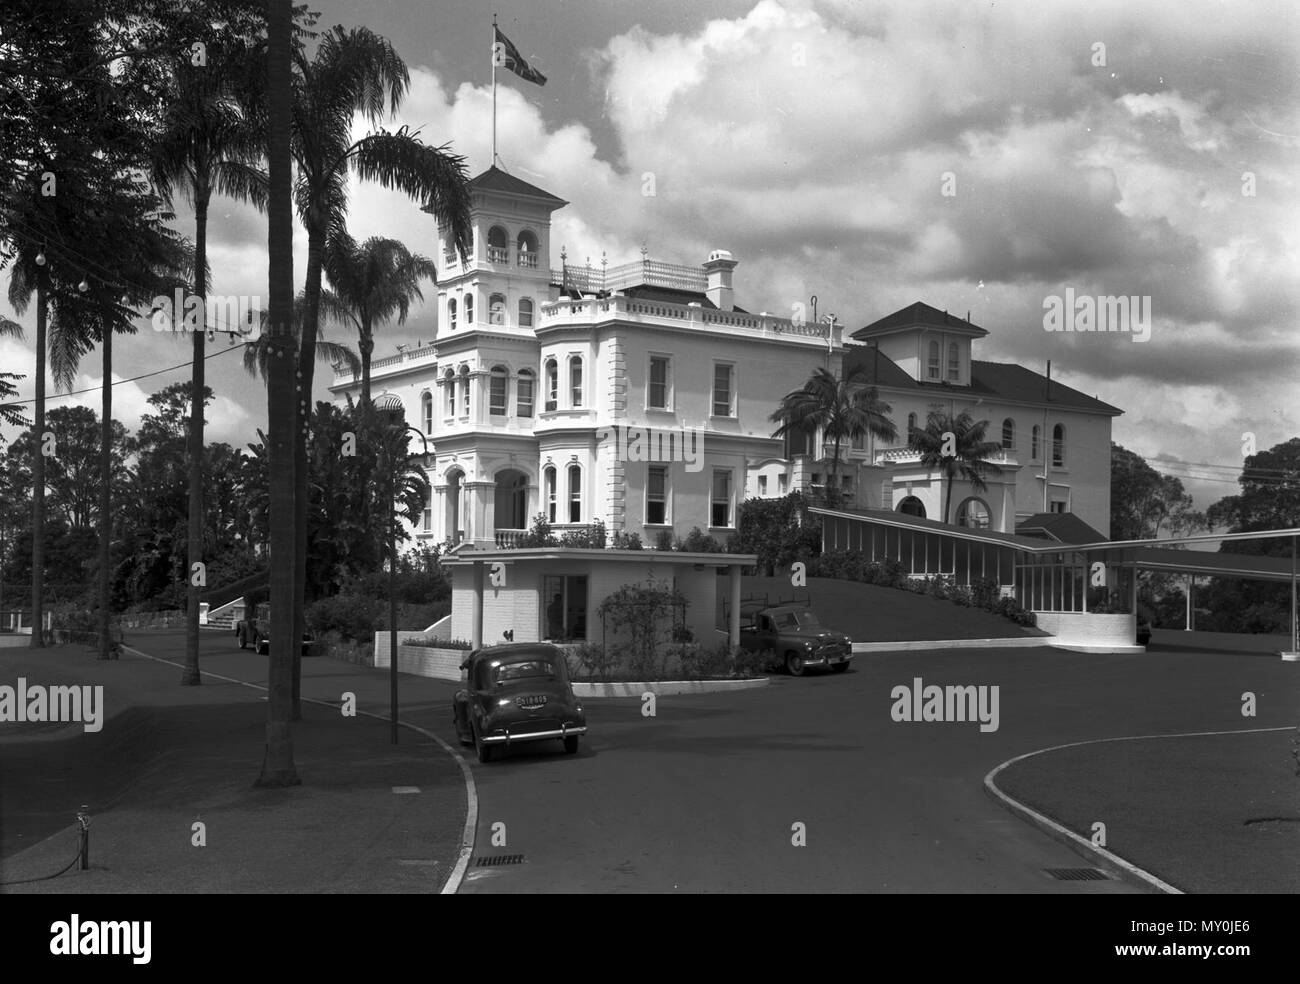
[374,394,430,744]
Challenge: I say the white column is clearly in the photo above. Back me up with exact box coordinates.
[728,565,742,647]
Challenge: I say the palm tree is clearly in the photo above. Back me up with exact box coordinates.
[242,296,360,381]
[322,233,437,405]
[770,365,898,495]
[286,25,472,716]
[257,0,300,786]
[151,36,266,687]
[910,408,1004,525]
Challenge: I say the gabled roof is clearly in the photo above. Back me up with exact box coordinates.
[853,301,989,340]
[841,346,1123,415]
[1016,513,1109,544]
[468,166,568,208]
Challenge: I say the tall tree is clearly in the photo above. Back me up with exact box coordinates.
[321,233,437,405]
[150,11,267,685]
[287,25,471,716]
[910,408,1004,526]
[769,365,898,494]
[256,0,300,787]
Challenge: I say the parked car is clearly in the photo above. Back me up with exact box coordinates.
[1136,603,1155,646]
[236,602,315,657]
[452,643,587,763]
[738,605,853,676]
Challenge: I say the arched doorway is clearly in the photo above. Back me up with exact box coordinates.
[445,470,464,544]
[494,469,529,532]
[897,496,926,518]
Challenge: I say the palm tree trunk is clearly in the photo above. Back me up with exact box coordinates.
[944,470,954,525]
[359,330,373,406]
[182,195,209,685]
[290,233,325,720]
[30,277,46,648]
[98,324,112,659]
[256,0,300,787]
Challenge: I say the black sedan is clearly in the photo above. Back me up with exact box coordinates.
[452,643,587,763]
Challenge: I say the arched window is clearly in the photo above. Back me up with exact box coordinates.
[1053,424,1065,467]
[947,343,959,381]
[459,365,470,417]
[517,369,535,418]
[567,464,582,523]
[463,291,474,327]
[443,368,455,417]
[488,293,508,326]
[897,496,926,518]
[489,366,508,416]
[487,225,508,263]
[543,466,557,522]
[421,391,433,434]
[1001,418,1015,451]
[447,297,457,331]
[544,358,558,412]
[1031,425,1041,460]
[927,341,940,380]
[518,297,534,328]
[570,356,583,408]
[956,497,990,529]
[516,230,538,268]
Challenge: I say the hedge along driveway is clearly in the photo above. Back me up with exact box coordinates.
[725,576,1049,643]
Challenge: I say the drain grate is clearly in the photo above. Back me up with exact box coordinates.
[1045,867,1110,881]
[476,854,524,867]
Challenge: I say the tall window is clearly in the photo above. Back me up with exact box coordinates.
[544,466,557,522]
[463,292,474,327]
[648,356,670,410]
[517,369,534,418]
[422,481,433,531]
[947,343,959,381]
[567,464,582,522]
[487,225,508,264]
[517,230,538,268]
[443,369,455,417]
[711,470,732,528]
[1031,425,1041,460]
[646,466,667,524]
[544,358,558,411]
[570,356,583,408]
[459,365,470,417]
[488,293,507,325]
[927,341,940,380]
[448,298,457,331]
[422,391,433,434]
[489,366,508,416]
[907,412,918,445]
[1053,424,1065,467]
[1001,418,1015,450]
[712,363,734,417]
[519,297,534,328]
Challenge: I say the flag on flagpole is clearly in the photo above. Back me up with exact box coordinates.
[494,26,547,86]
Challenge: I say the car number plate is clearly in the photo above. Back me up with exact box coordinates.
[516,695,548,709]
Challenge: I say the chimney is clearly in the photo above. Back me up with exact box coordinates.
[703,249,738,312]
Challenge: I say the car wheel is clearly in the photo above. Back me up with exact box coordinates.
[563,735,579,755]
[474,725,495,764]
[785,651,805,677]
[831,662,850,673]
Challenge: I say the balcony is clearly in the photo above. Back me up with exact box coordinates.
[872,446,1016,466]
[517,252,538,269]
[494,529,528,548]
[487,246,509,264]
[551,258,707,295]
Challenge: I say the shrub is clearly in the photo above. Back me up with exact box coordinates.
[559,518,607,548]
[315,629,373,666]
[681,527,723,552]
[306,594,382,642]
[572,642,616,682]
[969,576,1001,610]
[654,528,675,551]
[405,636,473,650]
[610,530,643,550]
[519,513,558,548]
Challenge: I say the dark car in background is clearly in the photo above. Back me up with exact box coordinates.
[453,643,587,763]
[236,602,315,657]
[739,605,853,676]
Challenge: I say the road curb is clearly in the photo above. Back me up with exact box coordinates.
[573,678,770,697]
[983,724,1298,895]
[851,637,1046,653]
[120,644,479,895]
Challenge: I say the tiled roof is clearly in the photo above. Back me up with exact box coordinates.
[1016,513,1109,544]
[842,346,1122,415]
[468,166,568,207]
[853,301,989,339]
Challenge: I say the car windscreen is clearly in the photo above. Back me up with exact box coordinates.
[491,658,560,686]
[773,612,798,629]
[794,610,822,627]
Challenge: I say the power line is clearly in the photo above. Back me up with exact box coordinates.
[7,343,246,406]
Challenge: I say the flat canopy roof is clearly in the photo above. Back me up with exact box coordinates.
[444,547,758,566]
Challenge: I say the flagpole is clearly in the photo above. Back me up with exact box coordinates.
[491,13,497,165]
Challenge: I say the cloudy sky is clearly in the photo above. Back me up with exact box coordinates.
[2,0,1297,513]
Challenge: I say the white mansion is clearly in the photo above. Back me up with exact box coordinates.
[329,167,1122,549]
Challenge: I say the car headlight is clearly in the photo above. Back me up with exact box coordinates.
[803,640,815,650]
